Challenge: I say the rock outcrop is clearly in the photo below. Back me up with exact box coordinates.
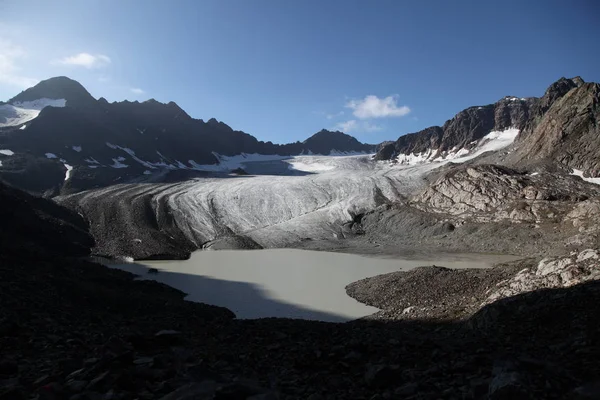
[482,248,600,306]
[411,164,600,223]
[504,79,600,177]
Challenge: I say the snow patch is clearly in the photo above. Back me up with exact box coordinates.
[19,124,26,130]
[391,128,520,166]
[64,163,73,181]
[174,160,188,169]
[572,169,600,185]
[0,98,66,127]
[45,152,57,159]
[188,153,291,172]
[143,170,152,175]
[0,149,14,156]
[450,128,519,164]
[111,158,129,168]
[85,157,100,164]
[285,158,336,172]
[104,144,157,169]
[72,146,82,152]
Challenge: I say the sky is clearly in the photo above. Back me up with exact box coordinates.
[1,0,599,144]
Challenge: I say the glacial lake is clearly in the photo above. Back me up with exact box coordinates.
[112,249,518,322]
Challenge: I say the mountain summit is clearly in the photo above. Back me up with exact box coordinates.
[9,76,97,109]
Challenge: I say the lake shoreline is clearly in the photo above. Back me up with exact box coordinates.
[108,248,521,322]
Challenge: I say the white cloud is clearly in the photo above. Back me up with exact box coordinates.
[0,39,38,88]
[335,119,358,132]
[346,95,410,119]
[54,53,111,69]
[334,119,383,133]
[130,87,145,95]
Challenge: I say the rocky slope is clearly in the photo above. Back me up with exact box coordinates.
[0,77,375,195]
[411,164,600,222]
[503,78,600,176]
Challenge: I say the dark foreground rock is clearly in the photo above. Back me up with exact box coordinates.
[0,180,94,257]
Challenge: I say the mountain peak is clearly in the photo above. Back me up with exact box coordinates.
[206,118,233,131]
[311,129,348,137]
[303,129,374,154]
[9,76,96,109]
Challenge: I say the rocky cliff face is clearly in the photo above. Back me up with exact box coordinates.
[504,78,600,177]
[375,96,536,162]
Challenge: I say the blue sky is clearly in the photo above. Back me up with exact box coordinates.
[1,0,598,144]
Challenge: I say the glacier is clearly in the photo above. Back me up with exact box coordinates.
[62,128,520,255]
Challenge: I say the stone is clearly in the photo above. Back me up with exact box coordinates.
[86,371,110,390]
[572,381,600,398]
[158,381,218,400]
[577,249,599,262]
[402,306,416,315]
[488,360,527,400]
[134,357,154,365]
[365,364,399,387]
[394,382,418,396]
[66,380,88,393]
[246,393,278,400]
[215,379,266,398]
[0,360,17,376]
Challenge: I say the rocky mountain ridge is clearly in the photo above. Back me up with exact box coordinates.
[375,77,599,180]
[374,95,536,162]
[0,77,375,195]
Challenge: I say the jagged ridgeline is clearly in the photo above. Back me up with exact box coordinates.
[376,77,600,178]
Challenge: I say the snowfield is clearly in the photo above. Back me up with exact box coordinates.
[393,128,519,166]
[0,98,66,128]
